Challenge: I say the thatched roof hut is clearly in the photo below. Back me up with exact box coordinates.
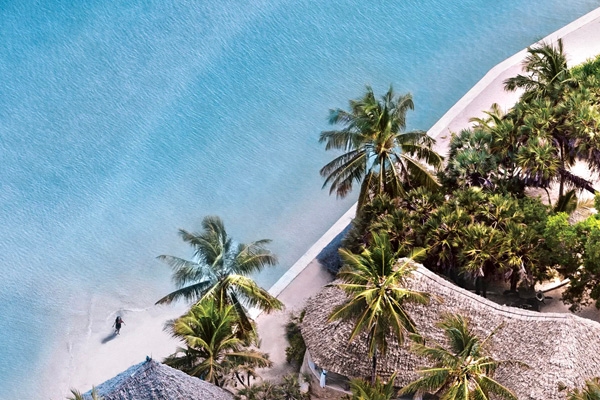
[301,261,600,400]
[83,358,234,400]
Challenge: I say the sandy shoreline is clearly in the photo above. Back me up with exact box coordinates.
[63,6,600,396]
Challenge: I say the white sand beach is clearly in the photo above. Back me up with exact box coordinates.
[63,6,600,397]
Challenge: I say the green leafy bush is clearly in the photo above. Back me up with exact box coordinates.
[285,311,306,368]
[236,373,309,400]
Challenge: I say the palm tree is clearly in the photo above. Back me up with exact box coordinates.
[399,314,518,400]
[319,86,442,211]
[347,373,397,400]
[567,377,600,400]
[156,215,283,338]
[423,202,471,274]
[164,299,272,387]
[502,40,600,198]
[329,232,430,383]
[503,38,576,102]
[444,128,499,189]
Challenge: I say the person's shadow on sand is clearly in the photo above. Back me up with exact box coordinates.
[101,332,118,344]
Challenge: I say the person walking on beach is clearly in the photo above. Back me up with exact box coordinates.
[113,316,125,335]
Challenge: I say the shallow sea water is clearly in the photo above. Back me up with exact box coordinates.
[0,1,598,398]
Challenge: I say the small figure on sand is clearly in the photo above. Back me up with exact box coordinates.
[113,316,125,335]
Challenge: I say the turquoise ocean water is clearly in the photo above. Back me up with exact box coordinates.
[0,1,598,398]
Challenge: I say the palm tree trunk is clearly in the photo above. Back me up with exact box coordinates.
[235,372,245,386]
[510,268,519,292]
[544,187,552,206]
[475,276,487,298]
[559,142,566,198]
[559,177,564,199]
[371,352,378,385]
[357,172,374,215]
[367,327,378,385]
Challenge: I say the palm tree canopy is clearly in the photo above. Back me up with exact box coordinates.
[319,86,442,210]
[568,377,600,400]
[156,215,282,323]
[329,232,430,357]
[164,299,271,386]
[504,38,575,102]
[348,373,398,400]
[399,314,518,400]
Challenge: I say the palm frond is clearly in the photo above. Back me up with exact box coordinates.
[227,274,284,312]
[155,280,214,305]
[478,376,518,400]
[156,255,214,287]
[398,153,441,190]
[234,241,277,275]
[320,149,367,197]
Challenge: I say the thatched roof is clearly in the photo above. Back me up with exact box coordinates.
[84,358,234,400]
[302,261,600,400]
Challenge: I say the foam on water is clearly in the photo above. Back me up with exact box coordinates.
[0,1,598,398]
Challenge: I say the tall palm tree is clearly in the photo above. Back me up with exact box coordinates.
[348,373,398,400]
[329,232,430,384]
[568,377,600,400]
[504,38,576,102]
[502,40,598,198]
[156,215,283,338]
[399,314,518,400]
[164,299,271,387]
[319,86,442,211]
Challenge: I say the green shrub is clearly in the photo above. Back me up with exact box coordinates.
[236,373,309,400]
[285,311,306,368]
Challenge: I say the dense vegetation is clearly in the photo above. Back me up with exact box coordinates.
[285,312,307,368]
[236,374,310,400]
[327,44,600,311]
[318,42,600,398]
[155,216,281,388]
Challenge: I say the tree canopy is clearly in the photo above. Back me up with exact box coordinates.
[320,86,442,211]
[156,215,282,339]
[164,299,271,387]
[399,314,518,400]
[330,233,430,382]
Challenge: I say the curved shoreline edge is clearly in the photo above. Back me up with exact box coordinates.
[428,6,600,140]
[264,5,600,302]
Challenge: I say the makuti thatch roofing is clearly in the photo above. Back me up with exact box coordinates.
[301,260,600,400]
[83,358,234,400]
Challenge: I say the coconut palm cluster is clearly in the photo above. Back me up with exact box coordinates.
[319,41,600,399]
